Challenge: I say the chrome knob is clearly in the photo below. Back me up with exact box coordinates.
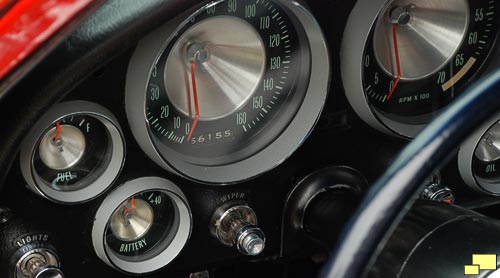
[236,227,265,256]
[16,249,64,278]
[211,204,266,256]
[420,184,455,204]
[34,267,64,278]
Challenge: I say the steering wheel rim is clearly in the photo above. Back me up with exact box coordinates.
[322,69,500,277]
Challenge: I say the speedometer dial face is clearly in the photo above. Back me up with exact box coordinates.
[342,0,500,137]
[126,0,329,183]
[147,0,303,165]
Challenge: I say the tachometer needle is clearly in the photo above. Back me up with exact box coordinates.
[387,23,402,100]
[187,62,200,141]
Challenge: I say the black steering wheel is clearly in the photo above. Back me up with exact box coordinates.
[323,70,500,277]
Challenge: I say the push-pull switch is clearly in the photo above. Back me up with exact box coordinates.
[211,204,265,256]
[16,249,64,278]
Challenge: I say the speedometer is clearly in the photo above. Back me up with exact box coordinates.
[126,0,329,183]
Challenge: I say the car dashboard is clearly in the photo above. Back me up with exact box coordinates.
[1,0,500,277]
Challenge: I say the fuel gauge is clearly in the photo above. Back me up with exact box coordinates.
[20,101,125,204]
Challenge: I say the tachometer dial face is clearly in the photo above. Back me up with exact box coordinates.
[343,0,500,137]
[146,0,304,166]
[364,0,499,119]
[126,0,329,183]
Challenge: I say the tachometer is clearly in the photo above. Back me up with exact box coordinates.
[126,0,329,183]
[342,0,499,137]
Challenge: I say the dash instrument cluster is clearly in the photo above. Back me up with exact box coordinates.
[7,0,500,277]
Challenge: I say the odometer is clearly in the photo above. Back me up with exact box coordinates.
[126,0,329,183]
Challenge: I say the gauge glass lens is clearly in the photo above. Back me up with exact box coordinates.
[105,190,175,259]
[362,0,499,124]
[146,0,308,166]
[32,115,112,191]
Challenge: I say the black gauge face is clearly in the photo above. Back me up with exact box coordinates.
[362,0,499,123]
[105,190,175,258]
[146,0,307,166]
[32,114,111,191]
[472,156,500,181]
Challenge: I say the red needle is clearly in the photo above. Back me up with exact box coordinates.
[187,62,200,141]
[387,23,402,100]
[124,196,136,214]
[53,122,62,141]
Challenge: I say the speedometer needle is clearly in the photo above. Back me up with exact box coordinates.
[387,23,402,100]
[187,62,200,142]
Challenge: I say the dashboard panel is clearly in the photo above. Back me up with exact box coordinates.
[1,0,500,277]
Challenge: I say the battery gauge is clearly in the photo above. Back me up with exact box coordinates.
[92,177,192,274]
[105,190,175,257]
[20,101,125,204]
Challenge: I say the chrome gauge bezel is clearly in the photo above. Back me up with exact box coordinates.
[125,0,330,184]
[459,111,500,195]
[20,101,125,204]
[91,177,192,274]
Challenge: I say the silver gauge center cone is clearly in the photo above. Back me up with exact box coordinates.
[475,122,500,162]
[110,199,154,242]
[373,0,469,80]
[165,15,266,120]
[38,125,86,170]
